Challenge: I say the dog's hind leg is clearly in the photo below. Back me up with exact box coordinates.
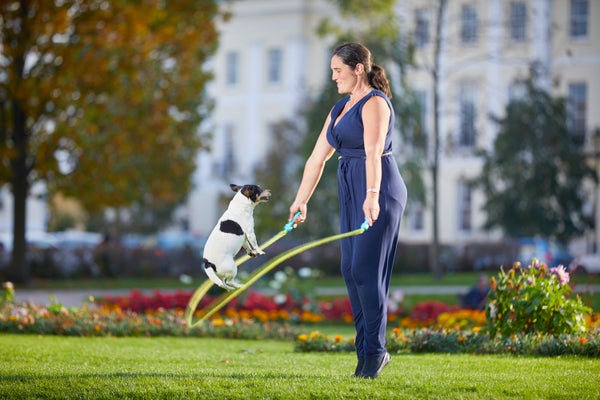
[203,259,229,290]
[223,278,243,290]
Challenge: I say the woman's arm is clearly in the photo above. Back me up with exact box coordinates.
[362,95,391,225]
[289,114,336,223]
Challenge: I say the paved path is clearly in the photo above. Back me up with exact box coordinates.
[15,284,600,307]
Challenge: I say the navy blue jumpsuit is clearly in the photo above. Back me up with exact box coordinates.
[326,89,407,360]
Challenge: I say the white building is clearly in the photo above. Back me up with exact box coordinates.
[398,0,600,253]
[188,0,599,252]
[187,0,337,235]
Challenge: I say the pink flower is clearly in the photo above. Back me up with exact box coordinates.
[550,265,570,285]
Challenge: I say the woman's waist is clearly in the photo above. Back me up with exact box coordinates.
[337,150,393,160]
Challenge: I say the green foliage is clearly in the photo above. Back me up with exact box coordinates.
[252,120,306,238]
[300,89,344,238]
[0,282,14,305]
[476,66,596,243]
[0,0,224,280]
[487,259,592,338]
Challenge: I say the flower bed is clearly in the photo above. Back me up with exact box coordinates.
[2,278,600,356]
[294,328,600,356]
[98,288,357,324]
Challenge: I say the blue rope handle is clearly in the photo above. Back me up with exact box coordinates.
[283,211,303,233]
[361,219,370,231]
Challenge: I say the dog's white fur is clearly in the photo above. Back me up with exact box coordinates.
[203,184,270,290]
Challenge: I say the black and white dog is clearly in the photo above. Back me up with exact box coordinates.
[203,184,271,290]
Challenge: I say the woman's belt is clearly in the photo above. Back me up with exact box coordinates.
[338,151,393,160]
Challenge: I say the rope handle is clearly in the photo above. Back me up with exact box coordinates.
[283,211,303,233]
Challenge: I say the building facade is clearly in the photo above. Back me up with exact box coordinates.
[397,0,599,253]
[187,0,337,235]
[186,0,599,253]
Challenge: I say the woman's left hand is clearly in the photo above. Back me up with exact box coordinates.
[363,194,380,226]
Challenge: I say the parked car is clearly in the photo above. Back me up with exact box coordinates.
[0,231,63,278]
[50,230,103,278]
[515,237,573,268]
[149,231,207,276]
[568,253,600,274]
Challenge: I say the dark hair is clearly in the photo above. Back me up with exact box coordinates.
[332,43,392,99]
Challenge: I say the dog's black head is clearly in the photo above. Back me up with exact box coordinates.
[230,184,271,203]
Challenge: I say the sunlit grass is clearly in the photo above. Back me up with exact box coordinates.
[1,335,599,399]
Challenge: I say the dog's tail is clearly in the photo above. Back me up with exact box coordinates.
[203,258,227,289]
[203,258,217,272]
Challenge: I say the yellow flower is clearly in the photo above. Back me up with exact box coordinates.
[297,334,309,343]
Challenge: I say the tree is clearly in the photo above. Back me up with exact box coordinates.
[0,0,224,283]
[298,0,424,238]
[252,119,305,240]
[476,67,596,244]
[429,0,447,280]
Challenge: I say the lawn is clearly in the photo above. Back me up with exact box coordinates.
[1,335,599,399]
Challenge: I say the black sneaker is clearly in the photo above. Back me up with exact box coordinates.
[360,352,391,379]
[352,359,364,377]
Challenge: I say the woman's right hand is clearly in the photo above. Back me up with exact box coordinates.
[289,202,307,226]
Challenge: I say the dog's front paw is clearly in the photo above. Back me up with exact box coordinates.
[247,249,261,258]
[248,248,265,257]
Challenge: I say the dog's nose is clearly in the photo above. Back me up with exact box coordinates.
[260,189,272,201]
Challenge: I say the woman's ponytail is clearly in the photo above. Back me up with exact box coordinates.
[368,64,392,99]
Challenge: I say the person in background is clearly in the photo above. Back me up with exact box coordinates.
[289,42,407,379]
[462,273,490,310]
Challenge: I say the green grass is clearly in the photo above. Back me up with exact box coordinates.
[1,335,599,399]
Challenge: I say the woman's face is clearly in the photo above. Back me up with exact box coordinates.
[330,55,357,95]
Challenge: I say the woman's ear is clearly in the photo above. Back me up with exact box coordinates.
[354,63,364,75]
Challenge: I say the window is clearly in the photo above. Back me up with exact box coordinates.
[509,2,527,41]
[457,180,473,232]
[568,83,587,136]
[461,5,478,44]
[267,48,282,84]
[415,8,430,48]
[458,83,477,147]
[214,124,236,178]
[409,201,424,232]
[225,51,239,86]
[570,0,588,39]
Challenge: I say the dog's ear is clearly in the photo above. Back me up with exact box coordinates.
[230,184,241,192]
[241,186,254,201]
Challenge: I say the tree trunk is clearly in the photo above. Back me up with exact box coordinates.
[8,101,30,285]
[429,0,447,281]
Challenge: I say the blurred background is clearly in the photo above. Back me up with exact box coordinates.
[1,0,599,284]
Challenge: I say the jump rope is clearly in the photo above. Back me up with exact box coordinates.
[185,212,370,328]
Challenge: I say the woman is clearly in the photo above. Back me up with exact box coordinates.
[289,43,407,379]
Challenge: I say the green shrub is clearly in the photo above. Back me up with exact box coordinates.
[487,259,591,338]
[0,282,14,305]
